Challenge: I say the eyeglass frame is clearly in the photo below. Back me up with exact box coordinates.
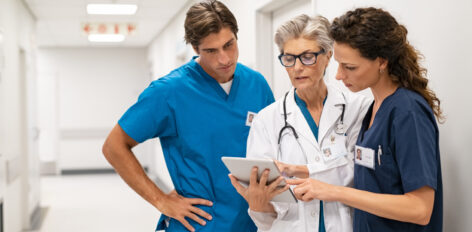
[278,48,326,67]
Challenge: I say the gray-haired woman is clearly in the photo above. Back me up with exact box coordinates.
[229,14,371,231]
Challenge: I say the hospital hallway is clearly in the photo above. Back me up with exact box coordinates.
[27,174,160,232]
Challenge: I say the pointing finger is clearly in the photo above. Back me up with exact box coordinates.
[285,178,305,186]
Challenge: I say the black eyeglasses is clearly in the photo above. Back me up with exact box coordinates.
[278,49,325,67]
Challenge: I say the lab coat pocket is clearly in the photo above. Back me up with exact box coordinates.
[310,156,351,186]
[322,154,349,172]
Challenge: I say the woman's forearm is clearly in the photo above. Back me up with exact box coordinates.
[333,185,435,225]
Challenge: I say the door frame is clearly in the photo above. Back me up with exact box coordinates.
[255,0,316,89]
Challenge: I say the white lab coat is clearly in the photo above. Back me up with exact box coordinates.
[247,85,371,232]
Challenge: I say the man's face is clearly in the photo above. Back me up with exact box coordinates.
[194,27,239,83]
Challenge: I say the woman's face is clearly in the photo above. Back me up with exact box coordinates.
[281,37,330,91]
[333,42,385,92]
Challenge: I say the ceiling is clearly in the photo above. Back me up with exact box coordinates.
[24,0,189,47]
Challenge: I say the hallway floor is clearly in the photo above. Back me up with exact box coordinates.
[32,174,161,232]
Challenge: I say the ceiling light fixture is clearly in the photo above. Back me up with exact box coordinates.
[88,34,125,43]
[87,4,138,15]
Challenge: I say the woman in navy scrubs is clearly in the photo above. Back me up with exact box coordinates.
[287,7,444,232]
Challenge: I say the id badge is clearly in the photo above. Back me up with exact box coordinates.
[246,111,256,126]
[354,145,375,169]
[322,135,348,162]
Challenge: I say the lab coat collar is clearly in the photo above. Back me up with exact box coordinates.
[318,85,346,142]
[279,85,346,146]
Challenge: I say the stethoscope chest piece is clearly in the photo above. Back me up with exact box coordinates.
[335,103,346,135]
[335,123,344,135]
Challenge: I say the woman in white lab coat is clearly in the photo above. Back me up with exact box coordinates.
[229,14,371,232]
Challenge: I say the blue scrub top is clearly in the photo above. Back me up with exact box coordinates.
[354,87,442,232]
[294,90,326,232]
[119,57,274,231]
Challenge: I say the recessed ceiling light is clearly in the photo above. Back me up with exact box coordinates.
[87,4,138,15]
[88,34,125,43]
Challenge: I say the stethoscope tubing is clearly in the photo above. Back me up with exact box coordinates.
[277,90,346,160]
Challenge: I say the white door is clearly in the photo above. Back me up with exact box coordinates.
[271,0,313,99]
[19,48,41,229]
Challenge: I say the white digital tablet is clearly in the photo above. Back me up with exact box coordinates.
[221,156,297,203]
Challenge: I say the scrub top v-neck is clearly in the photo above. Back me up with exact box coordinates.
[192,57,241,103]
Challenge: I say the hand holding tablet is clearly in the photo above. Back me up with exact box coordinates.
[222,157,297,203]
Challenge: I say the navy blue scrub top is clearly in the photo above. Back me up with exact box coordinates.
[294,90,327,232]
[119,57,274,231]
[354,87,443,232]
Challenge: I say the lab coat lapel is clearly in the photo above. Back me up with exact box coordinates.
[318,85,346,143]
[281,88,319,148]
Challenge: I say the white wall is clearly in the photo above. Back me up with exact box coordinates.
[0,0,39,231]
[222,0,259,68]
[37,48,153,171]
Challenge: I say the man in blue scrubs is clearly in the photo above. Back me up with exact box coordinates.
[102,1,274,231]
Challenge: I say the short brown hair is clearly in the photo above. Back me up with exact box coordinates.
[184,0,238,48]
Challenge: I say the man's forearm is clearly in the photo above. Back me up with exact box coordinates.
[102,126,166,209]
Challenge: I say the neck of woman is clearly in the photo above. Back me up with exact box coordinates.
[370,75,399,109]
[296,82,328,111]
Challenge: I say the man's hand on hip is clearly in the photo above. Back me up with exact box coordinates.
[157,190,213,232]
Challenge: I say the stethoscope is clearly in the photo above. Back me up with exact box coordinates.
[276,91,346,161]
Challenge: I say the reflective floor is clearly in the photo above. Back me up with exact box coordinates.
[30,174,161,232]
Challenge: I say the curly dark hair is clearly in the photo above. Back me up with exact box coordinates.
[330,7,443,122]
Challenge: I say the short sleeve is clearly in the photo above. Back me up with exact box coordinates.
[264,84,275,106]
[392,111,438,193]
[251,69,274,107]
[118,79,177,143]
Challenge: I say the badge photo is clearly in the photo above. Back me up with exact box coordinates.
[246,111,256,126]
[321,135,348,162]
[355,145,375,169]
[323,147,332,158]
